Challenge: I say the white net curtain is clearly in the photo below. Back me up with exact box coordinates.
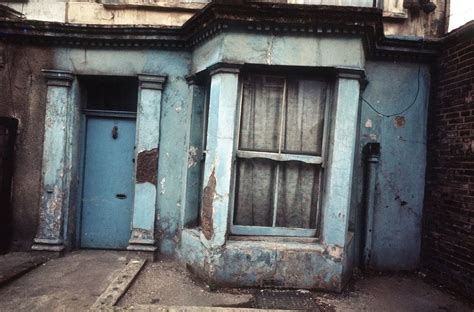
[234,74,327,230]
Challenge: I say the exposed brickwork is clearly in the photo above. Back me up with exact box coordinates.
[422,21,474,300]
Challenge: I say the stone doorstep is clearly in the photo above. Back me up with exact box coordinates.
[116,306,304,312]
[0,252,52,287]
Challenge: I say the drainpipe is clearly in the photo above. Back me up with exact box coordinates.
[362,142,380,269]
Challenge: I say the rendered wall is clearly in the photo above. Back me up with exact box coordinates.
[0,43,54,250]
[0,44,193,254]
[356,60,430,270]
[0,34,432,283]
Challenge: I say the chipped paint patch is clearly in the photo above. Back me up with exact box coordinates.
[136,148,158,185]
[130,227,153,241]
[393,115,406,128]
[327,245,344,260]
[201,168,216,241]
[365,118,373,128]
[160,177,166,195]
[187,145,199,168]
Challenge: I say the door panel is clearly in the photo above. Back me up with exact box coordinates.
[80,116,135,249]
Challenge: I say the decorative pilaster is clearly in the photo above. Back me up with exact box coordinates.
[127,74,166,252]
[200,66,240,248]
[322,68,363,248]
[182,76,206,228]
[32,70,74,252]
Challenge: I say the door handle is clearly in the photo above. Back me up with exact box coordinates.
[116,194,127,199]
[112,126,118,139]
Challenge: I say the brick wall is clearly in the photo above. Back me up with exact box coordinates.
[422,21,474,299]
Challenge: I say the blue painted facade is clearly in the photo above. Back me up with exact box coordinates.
[0,3,434,291]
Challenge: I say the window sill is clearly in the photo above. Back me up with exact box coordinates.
[229,235,319,244]
[230,225,316,237]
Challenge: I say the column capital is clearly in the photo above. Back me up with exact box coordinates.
[185,74,199,85]
[335,67,365,79]
[42,69,74,87]
[138,74,167,90]
[208,63,241,77]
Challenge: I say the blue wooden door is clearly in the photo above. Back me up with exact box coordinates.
[80,116,136,249]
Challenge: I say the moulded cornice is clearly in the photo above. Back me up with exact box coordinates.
[0,3,440,62]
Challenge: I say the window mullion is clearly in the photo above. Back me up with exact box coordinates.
[272,78,287,228]
[272,163,280,227]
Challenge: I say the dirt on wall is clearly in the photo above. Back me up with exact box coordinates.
[0,42,54,250]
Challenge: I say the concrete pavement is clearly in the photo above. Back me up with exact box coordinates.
[0,250,472,311]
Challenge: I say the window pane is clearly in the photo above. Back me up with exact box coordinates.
[239,75,284,152]
[283,79,327,155]
[81,75,138,112]
[276,161,320,229]
[234,158,276,226]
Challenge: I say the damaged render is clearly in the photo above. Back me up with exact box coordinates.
[201,168,216,241]
[136,148,158,185]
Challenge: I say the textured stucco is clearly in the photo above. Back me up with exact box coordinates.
[355,61,430,270]
[0,44,54,250]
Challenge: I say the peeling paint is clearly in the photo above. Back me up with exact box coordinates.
[266,35,275,65]
[160,177,166,195]
[365,118,373,128]
[136,148,158,185]
[327,245,344,261]
[201,168,216,241]
[130,227,153,241]
[187,145,199,168]
[393,115,406,128]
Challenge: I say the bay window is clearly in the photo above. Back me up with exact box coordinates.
[231,74,330,237]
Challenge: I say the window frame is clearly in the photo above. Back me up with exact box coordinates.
[229,73,332,237]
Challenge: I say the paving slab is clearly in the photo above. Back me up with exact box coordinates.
[118,260,473,312]
[0,252,51,287]
[314,273,473,312]
[132,306,302,312]
[117,261,255,308]
[0,250,130,311]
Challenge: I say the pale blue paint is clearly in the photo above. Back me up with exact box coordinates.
[80,117,135,249]
[178,228,348,291]
[32,28,431,289]
[136,87,162,151]
[128,75,165,250]
[132,183,156,230]
[201,70,240,248]
[33,71,74,251]
[182,83,206,227]
[322,78,361,247]
[192,32,365,73]
[52,49,192,254]
[357,61,429,270]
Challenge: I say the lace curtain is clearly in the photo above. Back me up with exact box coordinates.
[234,75,327,229]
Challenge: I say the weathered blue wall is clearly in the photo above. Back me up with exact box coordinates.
[356,61,429,270]
[192,32,365,71]
[52,48,192,254]
[5,34,430,274]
